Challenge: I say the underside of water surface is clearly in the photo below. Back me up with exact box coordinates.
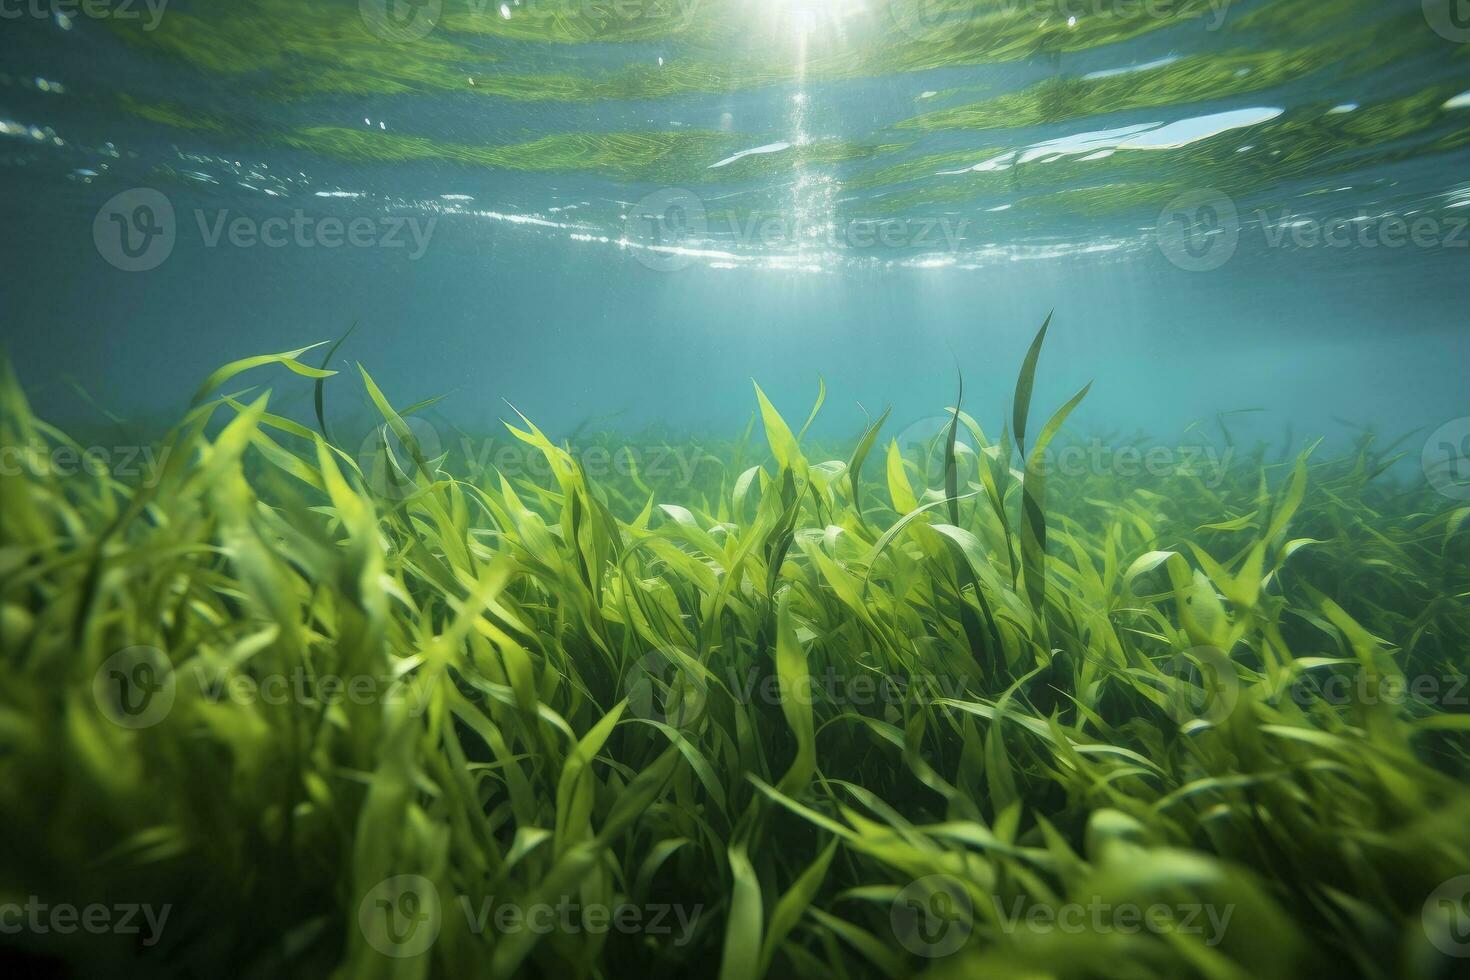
[3,1,1470,979]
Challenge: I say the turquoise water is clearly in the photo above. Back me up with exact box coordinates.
[1,0,1468,444]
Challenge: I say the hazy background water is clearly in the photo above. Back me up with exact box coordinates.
[1,0,1467,455]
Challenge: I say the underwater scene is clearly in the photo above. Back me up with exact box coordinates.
[3,0,1470,976]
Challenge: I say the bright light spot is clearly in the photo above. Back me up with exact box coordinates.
[709,141,792,169]
[500,3,511,17]
[1117,107,1281,150]
[1067,15,1076,26]
[1084,55,1180,81]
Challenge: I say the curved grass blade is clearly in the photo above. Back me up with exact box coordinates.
[1020,381,1091,622]
[847,406,890,521]
[191,342,333,407]
[1012,310,1052,459]
[313,320,356,442]
[945,366,963,528]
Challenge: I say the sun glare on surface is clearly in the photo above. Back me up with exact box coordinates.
[744,0,868,58]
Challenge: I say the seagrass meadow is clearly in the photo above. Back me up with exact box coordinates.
[3,319,1470,980]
